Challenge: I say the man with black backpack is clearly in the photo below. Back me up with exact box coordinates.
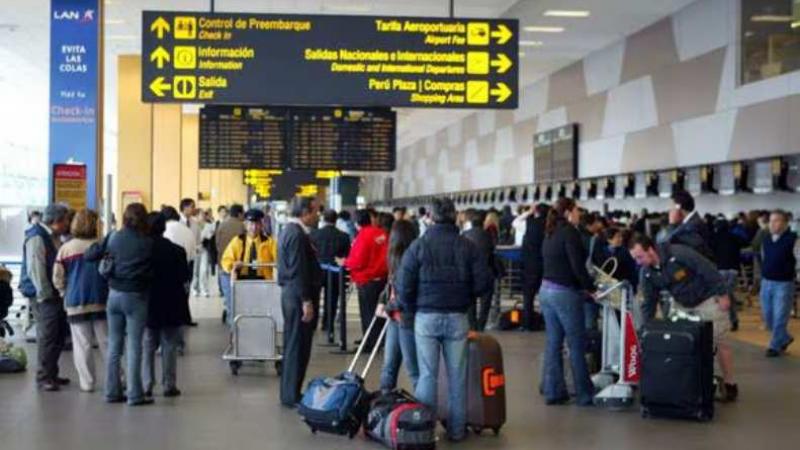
[19,204,71,391]
[629,233,738,402]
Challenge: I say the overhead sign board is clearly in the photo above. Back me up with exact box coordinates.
[142,11,518,108]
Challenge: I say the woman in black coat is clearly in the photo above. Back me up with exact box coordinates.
[142,212,191,398]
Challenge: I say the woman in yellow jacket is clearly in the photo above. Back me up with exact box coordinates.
[220,209,277,323]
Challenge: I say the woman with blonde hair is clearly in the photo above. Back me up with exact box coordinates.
[53,208,109,392]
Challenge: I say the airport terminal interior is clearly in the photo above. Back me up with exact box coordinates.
[2,0,800,449]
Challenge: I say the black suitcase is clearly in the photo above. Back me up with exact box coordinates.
[640,319,715,422]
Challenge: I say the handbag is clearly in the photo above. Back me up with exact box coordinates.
[98,232,116,279]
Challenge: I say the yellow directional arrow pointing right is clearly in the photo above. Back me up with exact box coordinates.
[491,24,513,45]
[150,17,170,39]
[149,76,172,97]
[490,82,512,103]
[490,53,513,74]
[150,46,170,69]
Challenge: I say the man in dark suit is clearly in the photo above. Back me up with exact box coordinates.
[277,196,322,407]
[521,203,549,330]
[461,209,495,331]
[310,209,351,332]
[664,190,715,263]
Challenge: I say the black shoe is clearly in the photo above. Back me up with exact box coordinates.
[280,402,297,409]
[39,381,60,392]
[354,339,363,345]
[144,390,153,398]
[106,396,128,403]
[221,310,227,324]
[545,397,570,406]
[724,383,739,402]
[781,337,795,353]
[129,398,155,406]
[163,388,182,397]
[189,322,199,327]
[766,348,781,358]
[55,377,70,386]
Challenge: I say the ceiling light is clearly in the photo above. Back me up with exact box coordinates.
[520,40,543,47]
[751,15,793,22]
[106,35,137,40]
[105,19,125,25]
[523,26,565,33]
[544,10,590,18]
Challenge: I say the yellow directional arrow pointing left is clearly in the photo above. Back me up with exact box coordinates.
[490,53,513,74]
[490,82,512,103]
[149,76,172,97]
[150,17,170,39]
[491,24,513,45]
[150,46,170,69]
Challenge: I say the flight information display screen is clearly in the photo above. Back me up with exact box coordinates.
[199,105,396,171]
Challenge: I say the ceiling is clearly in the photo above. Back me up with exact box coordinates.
[1,0,700,155]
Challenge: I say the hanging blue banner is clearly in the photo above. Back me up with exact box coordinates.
[49,0,100,209]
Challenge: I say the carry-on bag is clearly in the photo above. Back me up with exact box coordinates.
[640,319,715,422]
[0,339,26,373]
[298,316,389,438]
[365,389,436,450]
[437,332,506,435]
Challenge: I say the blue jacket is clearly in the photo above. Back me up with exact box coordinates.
[398,223,493,314]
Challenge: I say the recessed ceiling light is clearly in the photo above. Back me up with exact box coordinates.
[520,40,543,47]
[751,15,793,22]
[523,26,565,33]
[105,19,125,25]
[544,10,590,18]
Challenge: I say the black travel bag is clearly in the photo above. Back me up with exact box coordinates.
[640,319,715,422]
[365,389,436,450]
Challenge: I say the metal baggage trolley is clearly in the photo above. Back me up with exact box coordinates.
[222,263,284,376]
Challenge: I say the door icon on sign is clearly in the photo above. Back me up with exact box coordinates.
[467,23,490,46]
[174,46,197,69]
[174,16,197,40]
[174,76,197,99]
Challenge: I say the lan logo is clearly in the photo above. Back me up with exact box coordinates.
[174,16,197,40]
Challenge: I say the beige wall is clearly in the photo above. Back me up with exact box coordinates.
[116,55,247,221]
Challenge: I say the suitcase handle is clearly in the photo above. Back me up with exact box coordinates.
[346,315,390,378]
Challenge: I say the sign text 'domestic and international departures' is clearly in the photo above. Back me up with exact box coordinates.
[141,12,518,109]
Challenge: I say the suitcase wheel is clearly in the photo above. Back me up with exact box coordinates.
[274,361,283,376]
[229,361,242,376]
[472,426,484,435]
[492,427,501,436]
[310,428,317,434]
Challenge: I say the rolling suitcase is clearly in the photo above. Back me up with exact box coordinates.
[365,389,437,450]
[298,316,389,438]
[437,332,506,435]
[640,319,715,422]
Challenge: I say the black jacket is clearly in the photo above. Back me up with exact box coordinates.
[462,226,495,270]
[667,213,715,264]
[278,222,323,300]
[147,237,191,328]
[711,224,745,271]
[541,222,596,292]
[107,228,153,293]
[310,224,351,265]
[521,215,545,287]
[398,223,493,314]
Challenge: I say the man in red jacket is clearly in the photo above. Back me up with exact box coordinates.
[341,208,388,351]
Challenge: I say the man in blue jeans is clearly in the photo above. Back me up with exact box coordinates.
[398,198,492,442]
[760,210,799,358]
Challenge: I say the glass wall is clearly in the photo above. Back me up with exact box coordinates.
[741,0,800,84]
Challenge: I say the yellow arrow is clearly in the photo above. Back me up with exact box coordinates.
[149,46,170,69]
[150,17,170,39]
[149,76,172,97]
[491,24,513,45]
[490,53,513,74]
[490,82,512,103]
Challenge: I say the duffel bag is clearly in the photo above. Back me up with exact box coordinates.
[365,389,436,450]
[0,341,26,373]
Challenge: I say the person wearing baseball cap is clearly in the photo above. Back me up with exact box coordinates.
[220,208,277,325]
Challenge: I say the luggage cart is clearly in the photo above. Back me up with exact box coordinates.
[591,276,642,410]
[222,263,284,376]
